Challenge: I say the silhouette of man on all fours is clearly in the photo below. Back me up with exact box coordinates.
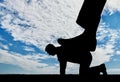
[45,44,107,76]
[45,0,107,76]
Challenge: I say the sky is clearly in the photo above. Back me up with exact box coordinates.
[0,0,120,74]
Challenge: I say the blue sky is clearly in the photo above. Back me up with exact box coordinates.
[0,0,120,74]
[102,11,120,29]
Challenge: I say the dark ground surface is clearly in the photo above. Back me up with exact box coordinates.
[0,74,120,81]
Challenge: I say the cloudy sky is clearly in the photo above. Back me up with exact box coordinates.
[0,0,120,74]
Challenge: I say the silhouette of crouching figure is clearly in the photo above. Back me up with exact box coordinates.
[45,44,68,75]
[45,44,107,76]
[45,43,92,75]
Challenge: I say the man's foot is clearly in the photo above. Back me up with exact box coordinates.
[99,64,107,75]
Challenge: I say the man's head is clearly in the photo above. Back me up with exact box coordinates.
[45,44,56,56]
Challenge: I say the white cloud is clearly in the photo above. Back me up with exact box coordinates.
[116,51,120,55]
[0,49,59,74]
[0,0,84,51]
[91,46,114,67]
[23,53,55,60]
[0,42,9,50]
[23,46,35,52]
[106,0,120,14]
[66,62,79,74]
[107,68,120,74]
[90,25,119,67]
